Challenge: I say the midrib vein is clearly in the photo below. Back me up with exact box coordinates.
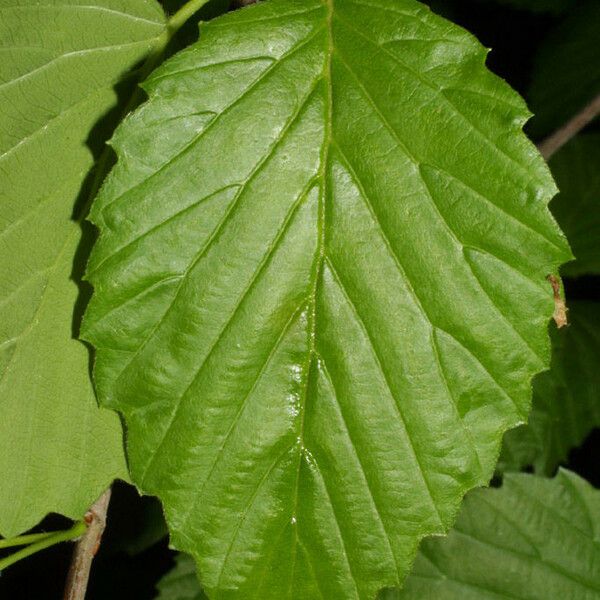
[288,0,333,591]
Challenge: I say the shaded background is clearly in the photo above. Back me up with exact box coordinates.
[1,0,598,597]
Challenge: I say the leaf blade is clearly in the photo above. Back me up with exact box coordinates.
[0,0,166,536]
[83,0,570,597]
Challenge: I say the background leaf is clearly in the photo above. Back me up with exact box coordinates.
[0,0,166,536]
[548,134,600,277]
[384,470,600,599]
[500,302,600,474]
[156,554,209,600]
[83,0,569,597]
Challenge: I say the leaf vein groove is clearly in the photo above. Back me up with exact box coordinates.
[178,301,308,532]
[309,455,361,599]
[214,446,295,589]
[323,257,443,527]
[106,76,322,389]
[317,355,399,571]
[96,26,325,217]
[136,176,317,484]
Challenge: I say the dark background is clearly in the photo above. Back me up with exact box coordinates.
[1,0,598,597]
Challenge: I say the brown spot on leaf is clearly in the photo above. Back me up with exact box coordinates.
[547,274,568,328]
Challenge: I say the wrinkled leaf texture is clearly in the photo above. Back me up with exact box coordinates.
[83,0,570,597]
[0,0,168,536]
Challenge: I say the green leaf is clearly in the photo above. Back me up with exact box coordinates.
[500,302,600,474]
[528,1,600,138]
[83,0,570,597]
[548,134,600,277]
[0,0,167,536]
[385,469,600,599]
[157,554,209,600]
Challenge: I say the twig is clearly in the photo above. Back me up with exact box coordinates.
[538,93,600,160]
[63,489,111,600]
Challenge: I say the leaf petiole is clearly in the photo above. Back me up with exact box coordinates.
[143,0,214,81]
[168,0,214,33]
[0,531,56,549]
[0,521,86,571]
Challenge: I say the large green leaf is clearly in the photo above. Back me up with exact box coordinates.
[0,0,167,536]
[500,302,600,474]
[156,554,209,600]
[386,469,600,599]
[528,1,600,138]
[83,0,570,597]
[548,134,600,277]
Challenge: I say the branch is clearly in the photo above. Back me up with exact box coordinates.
[63,489,111,600]
[538,93,600,160]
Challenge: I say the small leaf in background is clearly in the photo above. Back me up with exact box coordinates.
[156,553,209,600]
[549,134,600,277]
[500,302,600,474]
[384,469,600,599]
[83,0,570,597]
[527,1,600,138]
[0,0,167,536]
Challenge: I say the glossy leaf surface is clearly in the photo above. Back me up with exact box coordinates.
[388,470,600,599]
[83,0,569,597]
[500,302,600,474]
[0,0,166,535]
